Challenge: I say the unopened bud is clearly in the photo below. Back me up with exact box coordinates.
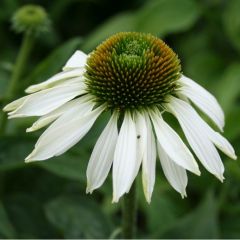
[12,5,50,36]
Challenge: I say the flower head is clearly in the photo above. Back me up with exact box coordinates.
[4,32,236,203]
[12,5,50,35]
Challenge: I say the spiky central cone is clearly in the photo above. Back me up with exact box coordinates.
[85,32,181,111]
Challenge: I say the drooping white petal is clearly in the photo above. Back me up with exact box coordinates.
[3,96,28,112]
[86,113,118,193]
[142,113,156,203]
[26,95,93,132]
[124,112,148,194]
[25,68,85,93]
[207,131,237,160]
[157,142,187,198]
[189,108,237,160]
[56,76,84,86]
[25,105,104,162]
[132,112,147,182]
[179,75,224,131]
[150,109,200,175]
[135,112,147,163]
[166,96,225,181]
[63,50,87,71]
[8,84,85,118]
[27,115,58,133]
[112,112,137,202]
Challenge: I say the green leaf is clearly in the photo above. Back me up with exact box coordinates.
[146,194,181,237]
[216,62,240,112]
[0,137,34,171]
[224,106,240,140]
[38,149,88,182]
[136,0,201,36]
[45,195,112,238]
[183,50,225,87]
[160,191,220,238]
[81,0,201,52]
[223,0,240,52]
[4,193,56,238]
[24,37,82,87]
[0,0,18,21]
[174,29,210,61]
[81,12,136,52]
[226,160,240,182]
[0,201,16,238]
[0,67,10,100]
[221,215,240,238]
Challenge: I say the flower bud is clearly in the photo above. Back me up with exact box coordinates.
[11,5,50,35]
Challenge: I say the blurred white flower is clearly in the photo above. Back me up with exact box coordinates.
[4,32,236,203]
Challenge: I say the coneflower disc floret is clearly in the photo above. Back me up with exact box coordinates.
[85,32,181,111]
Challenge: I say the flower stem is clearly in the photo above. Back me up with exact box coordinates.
[121,181,137,239]
[0,32,34,135]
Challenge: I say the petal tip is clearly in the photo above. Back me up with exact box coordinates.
[146,197,151,204]
[86,184,94,194]
[7,115,15,119]
[217,174,225,183]
[25,87,33,94]
[25,150,36,162]
[195,168,201,176]
[25,156,33,163]
[112,193,120,203]
[26,127,33,132]
[112,198,118,203]
[3,106,9,112]
[181,191,187,198]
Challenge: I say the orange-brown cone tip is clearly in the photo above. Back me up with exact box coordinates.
[85,32,181,111]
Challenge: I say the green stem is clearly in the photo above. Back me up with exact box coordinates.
[121,181,137,239]
[0,32,34,135]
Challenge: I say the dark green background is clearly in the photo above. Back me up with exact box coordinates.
[0,0,240,238]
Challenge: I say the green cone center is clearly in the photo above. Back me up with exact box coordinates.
[85,32,181,111]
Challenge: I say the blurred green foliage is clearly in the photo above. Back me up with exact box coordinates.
[0,0,240,238]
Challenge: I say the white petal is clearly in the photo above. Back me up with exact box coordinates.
[142,113,156,203]
[8,84,85,118]
[166,96,225,181]
[150,109,200,175]
[124,112,148,194]
[27,115,58,133]
[112,112,137,202]
[63,50,87,71]
[179,75,224,131]
[56,76,84,86]
[208,131,237,160]
[3,96,28,112]
[157,142,187,198]
[25,104,104,162]
[26,95,93,132]
[135,112,147,162]
[191,111,237,160]
[86,113,118,193]
[25,68,85,93]
[127,112,147,188]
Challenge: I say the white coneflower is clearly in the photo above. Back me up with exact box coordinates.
[4,32,236,203]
